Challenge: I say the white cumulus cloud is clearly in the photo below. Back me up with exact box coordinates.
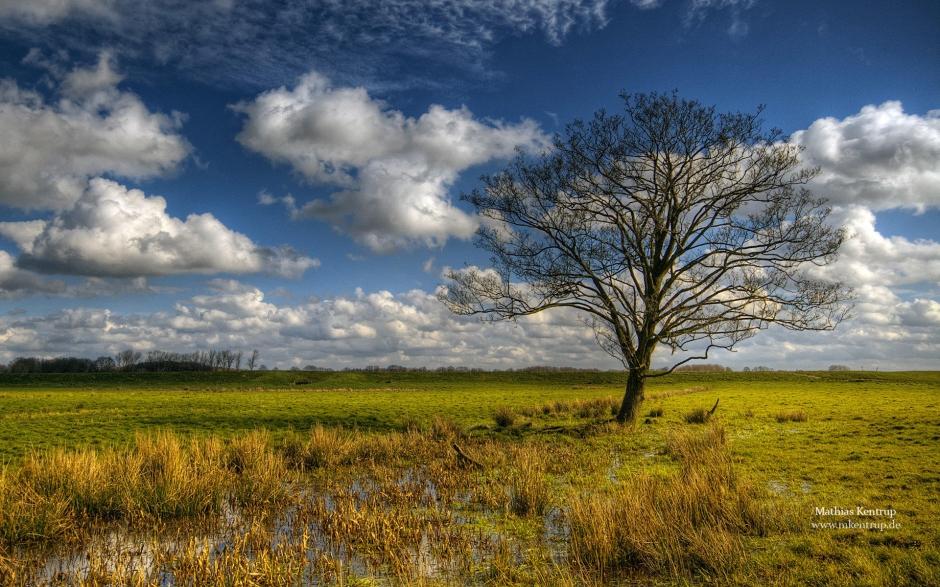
[0,250,67,297]
[235,72,548,251]
[792,101,940,211]
[1,280,937,370]
[0,52,190,211]
[809,206,940,292]
[0,178,318,278]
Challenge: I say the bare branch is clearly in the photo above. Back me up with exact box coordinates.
[438,91,852,422]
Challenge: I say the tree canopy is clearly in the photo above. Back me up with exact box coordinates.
[441,92,851,422]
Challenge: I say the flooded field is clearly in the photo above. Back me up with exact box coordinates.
[1,372,938,585]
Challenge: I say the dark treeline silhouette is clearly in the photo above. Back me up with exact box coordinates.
[1,348,256,374]
[673,364,733,373]
[1,352,740,375]
[353,365,603,373]
[5,356,101,374]
[0,357,612,374]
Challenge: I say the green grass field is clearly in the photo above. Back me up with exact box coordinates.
[3,369,936,459]
[0,370,937,585]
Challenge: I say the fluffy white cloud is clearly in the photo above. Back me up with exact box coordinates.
[0,178,318,278]
[729,282,940,371]
[0,282,605,367]
[0,250,67,297]
[749,200,940,369]
[1,280,937,370]
[235,72,548,251]
[813,206,940,289]
[0,53,190,210]
[0,249,167,298]
[792,102,940,211]
[897,299,940,327]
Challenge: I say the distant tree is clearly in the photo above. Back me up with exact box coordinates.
[441,92,850,423]
[828,364,850,371]
[742,366,751,372]
[115,349,141,369]
[7,356,96,373]
[247,350,260,371]
[9,357,39,373]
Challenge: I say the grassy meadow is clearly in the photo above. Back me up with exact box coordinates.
[0,370,937,585]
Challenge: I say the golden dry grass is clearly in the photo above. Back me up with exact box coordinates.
[567,423,790,579]
[1,370,938,586]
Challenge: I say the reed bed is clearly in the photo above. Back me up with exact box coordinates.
[567,423,790,579]
[502,396,619,423]
[0,421,796,585]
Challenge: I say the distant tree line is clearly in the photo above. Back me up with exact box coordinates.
[673,364,733,373]
[4,355,859,375]
[0,357,614,374]
[0,348,263,374]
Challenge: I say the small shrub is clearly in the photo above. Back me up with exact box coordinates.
[574,397,618,419]
[774,411,807,423]
[684,408,711,424]
[282,425,356,470]
[647,407,664,418]
[493,407,516,429]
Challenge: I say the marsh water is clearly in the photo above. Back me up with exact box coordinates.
[32,466,570,585]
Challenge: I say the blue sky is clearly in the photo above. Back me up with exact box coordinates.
[0,0,937,369]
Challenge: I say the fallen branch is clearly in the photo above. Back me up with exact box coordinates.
[452,442,484,469]
[708,398,720,416]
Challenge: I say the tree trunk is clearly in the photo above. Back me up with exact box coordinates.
[616,368,645,423]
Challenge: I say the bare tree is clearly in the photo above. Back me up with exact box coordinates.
[115,349,141,369]
[94,356,116,371]
[441,92,851,423]
[247,349,260,371]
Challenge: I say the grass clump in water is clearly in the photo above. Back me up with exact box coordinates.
[567,423,785,580]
